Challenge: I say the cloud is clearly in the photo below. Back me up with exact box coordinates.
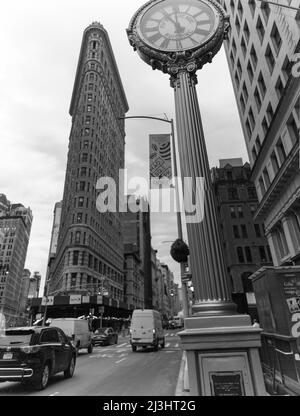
[0,0,247,291]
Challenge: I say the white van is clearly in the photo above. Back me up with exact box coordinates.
[50,318,93,353]
[130,309,165,352]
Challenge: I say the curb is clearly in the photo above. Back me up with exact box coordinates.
[175,351,190,396]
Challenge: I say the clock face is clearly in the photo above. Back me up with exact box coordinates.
[137,0,219,52]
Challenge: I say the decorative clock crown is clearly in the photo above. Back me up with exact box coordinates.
[127,0,230,80]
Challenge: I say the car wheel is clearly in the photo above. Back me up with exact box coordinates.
[115,336,118,344]
[132,345,137,352]
[88,343,93,354]
[64,355,76,379]
[34,362,50,390]
[153,341,159,351]
[161,338,165,348]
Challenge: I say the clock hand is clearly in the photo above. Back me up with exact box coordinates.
[161,10,177,25]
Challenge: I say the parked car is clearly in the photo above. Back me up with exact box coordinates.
[167,319,175,329]
[130,309,165,352]
[50,318,93,353]
[0,326,76,390]
[92,327,118,346]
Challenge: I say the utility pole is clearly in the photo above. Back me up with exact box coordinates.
[119,115,190,320]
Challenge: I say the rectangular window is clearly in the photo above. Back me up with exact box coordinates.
[75,232,81,244]
[237,247,245,263]
[238,206,244,218]
[241,225,248,239]
[233,225,240,239]
[245,246,252,263]
[230,206,236,218]
[254,224,261,237]
[73,251,79,266]
[259,246,267,262]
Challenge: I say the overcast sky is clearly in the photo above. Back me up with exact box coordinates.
[0,0,248,293]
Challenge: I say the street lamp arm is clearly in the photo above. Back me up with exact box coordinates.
[119,115,172,124]
[256,0,300,11]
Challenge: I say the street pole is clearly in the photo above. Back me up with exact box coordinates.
[170,119,190,320]
[119,115,190,319]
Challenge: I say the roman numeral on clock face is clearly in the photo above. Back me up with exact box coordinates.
[160,38,170,49]
[147,32,163,43]
[195,27,211,36]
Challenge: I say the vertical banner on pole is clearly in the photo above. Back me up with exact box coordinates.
[149,134,172,188]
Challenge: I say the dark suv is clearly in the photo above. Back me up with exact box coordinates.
[0,326,76,390]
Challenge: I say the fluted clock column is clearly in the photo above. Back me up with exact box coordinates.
[171,68,235,315]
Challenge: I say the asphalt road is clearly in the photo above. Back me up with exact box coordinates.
[0,329,182,396]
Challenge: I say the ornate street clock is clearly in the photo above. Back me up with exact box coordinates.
[127,0,229,77]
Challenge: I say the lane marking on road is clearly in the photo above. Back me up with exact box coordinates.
[49,392,60,396]
[117,343,127,348]
[165,351,176,353]
[115,357,126,364]
[166,343,170,348]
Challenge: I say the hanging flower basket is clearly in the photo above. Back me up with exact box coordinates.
[170,239,189,263]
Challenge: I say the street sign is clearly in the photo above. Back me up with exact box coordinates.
[70,295,82,305]
[41,296,54,306]
[182,273,192,283]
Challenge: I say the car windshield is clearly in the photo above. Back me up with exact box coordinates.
[0,330,34,346]
[95,328,109,335]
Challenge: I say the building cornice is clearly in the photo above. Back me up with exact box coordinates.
[254,140,300,222]
[251,75,300,180]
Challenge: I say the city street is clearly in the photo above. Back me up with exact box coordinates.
[0,330,182,396]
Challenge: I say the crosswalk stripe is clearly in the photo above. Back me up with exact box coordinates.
[115,357,126,363]
[166,343,170,348]
[175,343,179,348]
[117,343,127,348]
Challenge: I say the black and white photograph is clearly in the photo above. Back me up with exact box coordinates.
[0,0,300,404]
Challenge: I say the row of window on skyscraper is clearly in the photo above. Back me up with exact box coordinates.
[226,186,257,200]
[232,223,264,239]
[229,204,257,219]
[235,245,271,264]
